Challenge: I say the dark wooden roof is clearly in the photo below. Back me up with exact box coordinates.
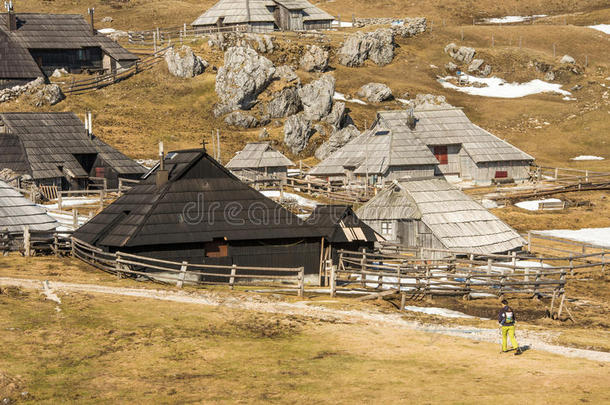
[0,30,42,79]
[0,13,138,62]
[306,205,380,243]
[0,112,146,180]
[74,149,324,248]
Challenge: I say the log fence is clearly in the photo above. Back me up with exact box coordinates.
[0,229,73,256]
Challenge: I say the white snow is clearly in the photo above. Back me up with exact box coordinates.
[403,306,475,319]
[396,98,410,104]
[42,198,101,210]
[571,155,605,161]
[333,91,368,105]
[331,20,353,28]
[481,199,499,209]
[534,228,610,248]
[588,24,610,35]
[439,74,571,98]
[515,198,562,211]
[481,15,547,24]
[47,211,90,230]
[98,28,117,34]
[260,190,318,209]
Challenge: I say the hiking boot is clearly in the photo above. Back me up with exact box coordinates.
[514,347,523,355]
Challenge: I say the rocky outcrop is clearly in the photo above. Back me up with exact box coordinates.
[245,34,274,54]
[214,46,276,115]
[266,87,302,118]
[444,43,476,64]
[31,84,65,106]
[283,114,313,154]
[560,54,575,64]
[445,61,458,72]
[323,102,347,129]
[224,111,259,128]
[337,29,395,67]
[51,68,68,78]
[298,74,335,121]
[258,128,270,140]
[208,32,274,53]
[165,46,208,78]
[273,65,300,84]
[412,94,452,109]
[314,125,360,160]
[299,45,329,72]
[0,77,45,103]
[357,83,393,102]
[391,17,427,38]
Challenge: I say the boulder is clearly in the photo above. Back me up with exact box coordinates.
[468,59,485,72]
[224,111,259,128]
[101,16,113,23]
[445,61,458,72]
[480,64,492,76]
[323,101,347,129]
[299,45,329,72]
[412,94,452,109]
[51,68,68,78]
[445,43,475,64]
[315,125,360,160]
[214,46,276,115]
[273,65,300,84]
[165,46,208,78]
[544,71,555,81]
[266,87,302,118]
[283,114,313,154]
[31,84,65,106]
[245,34,274,53]
[357,83,393,102]
[560,54,575,64]
[298,74,335,121]
[337,28,395,67]
[258,128,270,140]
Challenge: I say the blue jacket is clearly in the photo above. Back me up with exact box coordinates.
[498,305,516,326]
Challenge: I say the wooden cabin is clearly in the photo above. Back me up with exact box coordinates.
[0,112,146,190]
[73,149,377,277]
[0,179,57,233]
[225,141,294,181]
[356,177,523,256]
[192,0,334,33]
[0,11,138,88]
[310,108,534,186]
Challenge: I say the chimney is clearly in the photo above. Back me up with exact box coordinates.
[88,7,95,35]
[156,141,169,186]
[6,1,16,31]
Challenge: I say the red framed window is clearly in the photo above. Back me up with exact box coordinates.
[433,146,448,165]
[495,171,508,178]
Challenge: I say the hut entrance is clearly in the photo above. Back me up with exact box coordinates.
[433,146,448,165]
[205,239,228,258]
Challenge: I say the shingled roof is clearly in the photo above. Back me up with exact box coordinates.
[0,112,146,180]
[306,205,381,243]
[73,149,322,248]
[0,180,57,232]
[0,30,42,79]
[192,0,333,26]
[356,178,523,254]
[226,142,294,170]
[0,13,138,64]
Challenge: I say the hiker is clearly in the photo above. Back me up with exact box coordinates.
[499,299,522,355]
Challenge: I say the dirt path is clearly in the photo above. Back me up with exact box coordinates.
[2,276,609,363]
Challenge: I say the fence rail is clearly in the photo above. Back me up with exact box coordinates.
[0,229,72,256]
[71,238,305,296]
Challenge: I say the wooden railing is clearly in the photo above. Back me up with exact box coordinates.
[71,238,305,296]
[128,25,248,46]
[0,229,72,256]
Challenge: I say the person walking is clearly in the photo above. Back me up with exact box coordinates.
[499,299,522,355]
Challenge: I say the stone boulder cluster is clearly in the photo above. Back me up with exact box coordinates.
[214,45,358,155]
[299,45,329,72]
[357,83,393,102]
[0,77,65,106]
[337,28,395,67]
[165,46,209,78]
[208,32,274,54]
[444,43,492,77]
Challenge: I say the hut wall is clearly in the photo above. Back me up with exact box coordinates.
[431,144,461,175]
[29,48,103,75]
[474,160,530,184]
[249,22,275,33]
[0,79,30,90]
[386,165,436,181]
[275,5,292,29]
[226,238,321,274]
[303,20,331,30]
[289,10,304,30]
[458,150,477,180]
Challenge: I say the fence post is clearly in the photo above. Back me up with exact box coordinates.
[330,263,336,298]
[464,269,471,300]
[53,233,58,256]
[229,264,237,289]
[602,251,606,276]
[115,252,123,279]
[360,249,366,288]
[400,292,406,311]
[73,209,78,229]
[58,193,62,211]
[298,267,305,297]
[23,226,31,257]
[487,258,492,274]
[534,270,541,297]
[569,253,574,276]
[99,190,104,211]
[176,261,188,288]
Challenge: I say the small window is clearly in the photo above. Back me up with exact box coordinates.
[205,239,228,258]
[433,145,448,165]
[381,222,393,236]
[495,171,508,178]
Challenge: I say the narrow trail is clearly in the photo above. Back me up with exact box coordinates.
[2,276,609,363]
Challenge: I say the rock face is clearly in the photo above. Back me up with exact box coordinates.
[284,114,313,154]
[445,43,476,64]
[214,46,276,115]
[560,54,575,64]
[258,128,269,140]
[445,61,458,72]
[299,45,329,72]
[224,111,259,128]
[323,101,347,129]
[357,83,393,102]
[51,68,68,78]
[392,17,427,38]
[337,29,395,67]
[315,125,360,160]
[298,74,335,121]
[165,46,208,78]
[245,34,274,53]
[31,84,65,106]
[412,93,452,109]
[468,59,484,72]
[266,87,302,118]
[273,65,300,84]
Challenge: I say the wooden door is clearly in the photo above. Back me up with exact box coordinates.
[433,145,448,165]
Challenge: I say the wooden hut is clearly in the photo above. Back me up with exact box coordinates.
[310,108,534,185]
[192,0,334,33]
[0,179,57,233]
[73,148,380,276]
[0,11,138,88]
[356,177,523,256]
[0,112,146,190]
[225,141,294,181]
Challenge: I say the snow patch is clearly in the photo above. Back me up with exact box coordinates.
[260,190,318,209]
[331,20,354,28]
[439,74,571,98]
[42,197,101,210]
[588,24,610,35]
[481,15,547,24]
[334,91,368,105]
[570,155,605,161]
[97,28,117,34]
[403,306,476,319]
[515,198,562,211]
[534,228,610,248]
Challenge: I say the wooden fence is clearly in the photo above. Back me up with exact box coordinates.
[71,238,305,296]
[128,24,248,46]
[330,249,567,302]
[0,229,72,256]
[57,47,171,95]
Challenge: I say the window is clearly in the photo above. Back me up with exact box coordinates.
[205,239,228,258]
[433,145,448,165]
[495,171,508,179]
[381,222,393,236]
